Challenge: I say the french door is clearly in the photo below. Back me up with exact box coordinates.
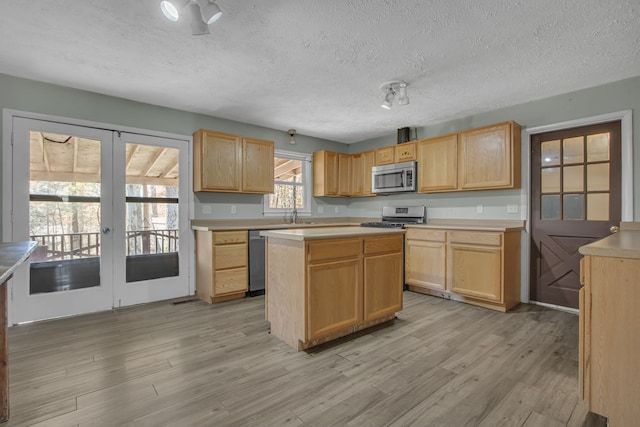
[8,116,190,323]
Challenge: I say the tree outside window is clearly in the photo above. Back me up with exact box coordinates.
[264,150,311,216]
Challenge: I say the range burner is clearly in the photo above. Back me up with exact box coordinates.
[360,206,426,229]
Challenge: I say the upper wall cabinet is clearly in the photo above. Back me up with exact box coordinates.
[193,129,274,194]
[395,142,416,162]
[313,150,376,197]
[417,121,521,193]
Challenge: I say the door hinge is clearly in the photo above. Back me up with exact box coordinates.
[10,286,13,302]
[10,130,14,146]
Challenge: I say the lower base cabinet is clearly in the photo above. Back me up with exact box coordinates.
[405,227,521,312]
[195,230,248,303]
[267,234,403,350]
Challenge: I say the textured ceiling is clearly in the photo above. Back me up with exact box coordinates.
[1,1,639,143]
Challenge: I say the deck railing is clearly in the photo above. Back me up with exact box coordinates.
[29,229,179,262]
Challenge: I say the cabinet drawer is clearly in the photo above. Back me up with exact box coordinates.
[307,238,361,263]
[405,228,446,242]
[213,230,247,245]
[214,243,247,270]
[214,267,247,295]
[364,235,403,255]
[449,231,501,246]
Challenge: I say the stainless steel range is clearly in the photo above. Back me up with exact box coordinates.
[360,206,426,228]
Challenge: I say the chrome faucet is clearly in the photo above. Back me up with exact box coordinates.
[291,207,298,224]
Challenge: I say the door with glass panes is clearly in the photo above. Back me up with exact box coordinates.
[9,116,189,323]
[530,121,621,309]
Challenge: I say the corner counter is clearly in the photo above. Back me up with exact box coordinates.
[263,227,404,350]
[578,223,640,425]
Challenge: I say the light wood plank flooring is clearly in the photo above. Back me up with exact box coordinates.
[5,292,596,426]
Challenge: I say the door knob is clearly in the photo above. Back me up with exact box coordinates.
[102,227,111,234]
[610,225,620,234]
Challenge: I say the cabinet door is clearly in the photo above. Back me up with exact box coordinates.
[196,131,242,192]
[395,142,416,162]
[313,150,339,196]
[338,153,351,196]
[351,153,364,196]
[375,146,394,165]
[362,150,376,196]
[242,138,274,193]
[306,258,362,340]
[417,135,458,192]
[449,244,502,302]
[459,123,512,189]
[364,252,403,321]
[405,239,446,291]
[214,267,247,295]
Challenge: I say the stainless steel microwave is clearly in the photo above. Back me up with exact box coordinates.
[372,161,416,194]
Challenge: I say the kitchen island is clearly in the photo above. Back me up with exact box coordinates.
[260,226,404,351]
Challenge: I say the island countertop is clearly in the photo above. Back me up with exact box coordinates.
[405,218,525,232]
[260,226,405,241]
[578,223,640,259]
[0,241,38,284]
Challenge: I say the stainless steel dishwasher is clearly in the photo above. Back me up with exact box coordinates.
[248,230,265,296]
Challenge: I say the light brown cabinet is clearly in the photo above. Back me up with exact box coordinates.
[193,129,274,194]
[313,150,340,196]
[405,227,521,312]
[313,150,375,197]
[266,234,403,350]
[195,230,248,303]
[449,231,503,302]
[417,134,458,192]
[459,122,518,190]
[375,146,395,165]
[416,121,521,193]
[405,228,447,291]
[394,142,416,162]
[579,254,640,425]
[338,153,351,196]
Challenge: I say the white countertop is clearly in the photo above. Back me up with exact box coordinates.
[260,226,405,241]
[0,241,38,284]
[191,218,373,231]
[405,219,525,232]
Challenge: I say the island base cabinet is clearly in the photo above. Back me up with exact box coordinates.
[580,255,640,426]
[364,252,403,321]
[307,258,362,340]
[266,234,403,351]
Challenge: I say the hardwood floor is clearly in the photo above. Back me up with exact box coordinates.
[5,292,597,426]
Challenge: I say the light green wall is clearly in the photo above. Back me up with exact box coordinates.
[0,73,351,226]
[2,73,638,228]
[349,75,639,220]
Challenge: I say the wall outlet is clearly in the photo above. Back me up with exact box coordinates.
[231,205,237,214]
[335,207,339,213]
[318,206,324,214]
[507,204,519,214]
[476,205,484,214]
[202,205,212,214]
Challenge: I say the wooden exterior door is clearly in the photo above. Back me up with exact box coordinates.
[531,121,621,308]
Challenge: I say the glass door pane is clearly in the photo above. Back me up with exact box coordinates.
[125,143,180,282]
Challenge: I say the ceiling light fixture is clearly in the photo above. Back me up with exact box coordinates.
[160,0,223,35]
[380,80,410,109]
[288,129,297,145]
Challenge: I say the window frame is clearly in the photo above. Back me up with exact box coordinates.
[263,149,312,217]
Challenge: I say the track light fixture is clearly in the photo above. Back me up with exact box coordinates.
[160,0,223,35]
[380,80,410,109]
[288,129,297,145]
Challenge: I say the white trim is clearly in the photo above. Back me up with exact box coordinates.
[522,109,633,306]
[530,300,579,315]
